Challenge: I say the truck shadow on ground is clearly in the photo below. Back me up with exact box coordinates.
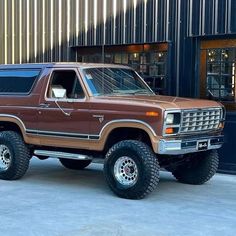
[24,158,194,199]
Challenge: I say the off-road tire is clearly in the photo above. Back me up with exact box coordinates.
[59,158,92,170]
[171,150,219,185]
[104,140,160,199]
[0,131,30,180]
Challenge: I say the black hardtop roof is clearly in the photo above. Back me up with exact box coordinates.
[0,62,131,70]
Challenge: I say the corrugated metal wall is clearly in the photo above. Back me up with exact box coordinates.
[187,0,236,36]
[71,0,175,46]
[0,0,235,64]
[0,0,177,64]
[0,0,75,64]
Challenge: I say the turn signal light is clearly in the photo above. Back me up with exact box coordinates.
[146,111,159,117]
[219,122,224,129]
[165,127,174,134]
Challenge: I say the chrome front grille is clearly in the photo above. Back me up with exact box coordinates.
[180,108,222,133]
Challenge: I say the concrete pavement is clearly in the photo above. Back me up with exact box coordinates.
[0,158,236,236]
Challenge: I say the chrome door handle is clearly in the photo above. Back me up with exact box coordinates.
[39,103,50,108]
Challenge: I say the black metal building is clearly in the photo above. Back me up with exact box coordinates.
[0,0,236,173]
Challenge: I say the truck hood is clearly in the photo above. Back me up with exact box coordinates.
[95,95,222,110]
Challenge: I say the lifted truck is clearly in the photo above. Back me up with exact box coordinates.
[0,63,224,199]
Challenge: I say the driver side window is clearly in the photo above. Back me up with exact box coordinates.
[47,70,85,99]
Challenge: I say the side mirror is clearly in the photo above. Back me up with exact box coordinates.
[52,88,67,99]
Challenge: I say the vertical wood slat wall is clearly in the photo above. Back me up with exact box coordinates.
[0,0,235,65]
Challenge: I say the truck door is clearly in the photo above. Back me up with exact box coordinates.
[37,68,90,147]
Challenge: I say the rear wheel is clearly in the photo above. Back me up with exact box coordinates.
[171,150,219,185]
[0,131,30,180]
[59,158,92,170]
[104,140,160,199]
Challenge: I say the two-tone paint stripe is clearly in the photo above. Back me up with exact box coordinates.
[26,129,100,140]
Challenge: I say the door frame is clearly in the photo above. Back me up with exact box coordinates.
[200,39,236,111]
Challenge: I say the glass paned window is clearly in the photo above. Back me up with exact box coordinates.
[81,46,167,94]
[114,54,122,64]
[206,48,236,101]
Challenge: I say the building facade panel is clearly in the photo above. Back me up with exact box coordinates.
[0,0,235,63]
[188,0,236,36]
[0,0,182,63]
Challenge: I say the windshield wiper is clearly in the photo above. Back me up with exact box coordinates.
[132,89,153,95]
[101,89,153,96]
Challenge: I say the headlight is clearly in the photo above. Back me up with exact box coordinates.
[166,114,174,124]
[164,111,181,136]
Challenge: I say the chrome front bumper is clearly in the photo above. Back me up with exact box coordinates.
[158,135,224,155]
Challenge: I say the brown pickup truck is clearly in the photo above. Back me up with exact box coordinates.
[0,63,224,199]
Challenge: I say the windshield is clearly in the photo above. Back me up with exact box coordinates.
[82,67,154,96]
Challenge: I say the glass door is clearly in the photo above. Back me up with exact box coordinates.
[200,40,236,110]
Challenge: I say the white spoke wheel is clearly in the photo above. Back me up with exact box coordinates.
[104,140,160,199]
[114,156,138,188]
[0,145,12,171]
[0,131,30,180]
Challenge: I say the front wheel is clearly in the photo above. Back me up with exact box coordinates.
[171,150,219,185]
[104,140,160,199]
